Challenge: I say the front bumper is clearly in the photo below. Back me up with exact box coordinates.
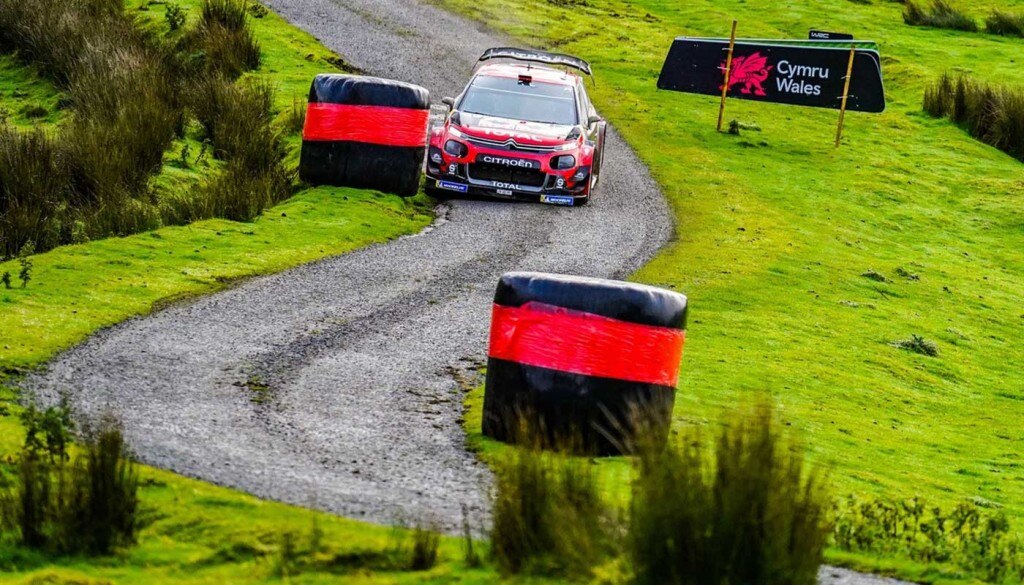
[426,176,587,206]
[426,149,589,206]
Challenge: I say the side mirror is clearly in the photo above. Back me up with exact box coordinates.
[441,97,456,109]
[587,115,603,127]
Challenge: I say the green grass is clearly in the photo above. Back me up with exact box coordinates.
[0,54,63,128]
[130,0,366,221]
[438,0,1024,580]
[0,2,466,583]
[5,0,1024,581]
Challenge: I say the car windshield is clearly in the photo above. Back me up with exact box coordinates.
[459,74,578,126]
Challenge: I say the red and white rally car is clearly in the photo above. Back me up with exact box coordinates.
[425,48,607,206]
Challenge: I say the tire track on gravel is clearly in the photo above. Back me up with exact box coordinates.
[29,1,913,582]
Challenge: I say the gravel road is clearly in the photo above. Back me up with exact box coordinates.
[29,1,910,582]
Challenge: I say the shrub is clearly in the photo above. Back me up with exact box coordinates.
[0,0,283,256]
[200,162,290,222]
[833,495,1024,583]
[20,400,74,462]
[409,523,441,570]
[903,1,978,32]
[890,334,939,357]
[192,0,262,78]
[985,10,1024,37]
[627,403,830,585]
[190,76,291,220]
[55,422,140,554]
[490,445,614,576]
[165,3,186,32]
[0,0,178,253]
[287,96,307,134]
[0,126,70,257]
[0,415,140,555]
[924,73,1024,162]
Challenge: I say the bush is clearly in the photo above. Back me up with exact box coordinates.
[165,3,186,32]
[833,495,1024,583]
[490,445,614,576]
[1,408,139,556]
[627,403,830,585]
[192,0,262,78]
[409,523,441,570]
[985,10,1024,37]
[0,0,285,257]
[55,422,140,554]
[890,334,939,357]
[903,1,978,31]
[924,72,1024,162]
[201,162,290,221]
[0,126,71,257]
[287,95,307,134]
[0,0,178,255]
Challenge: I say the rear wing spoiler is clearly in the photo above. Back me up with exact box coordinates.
[478,47,592,76]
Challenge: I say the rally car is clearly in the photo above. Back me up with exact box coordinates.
[425,47,607,206]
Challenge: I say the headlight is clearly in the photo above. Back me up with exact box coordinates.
[554,142,577,151]
[552,155,576,170]
[444,140,467,157]
[448,126,466,139]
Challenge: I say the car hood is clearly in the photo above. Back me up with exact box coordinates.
[456,112,577,147]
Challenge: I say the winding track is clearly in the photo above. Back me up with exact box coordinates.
[30,1,909,582]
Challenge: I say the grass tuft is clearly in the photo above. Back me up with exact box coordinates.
[490,444,613,576]
[1,410,139,556]
[627,403,830,585]
[923,72,1024,162]
[833,495,1024,583]
[985,10,1024,37]
[409,523,441,570]
[903,1,978,31]
[890,334,938,357]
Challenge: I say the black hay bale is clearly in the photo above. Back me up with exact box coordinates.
[482,272,689,456]
[300,74,430,197]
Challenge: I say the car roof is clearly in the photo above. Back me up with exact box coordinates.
[474,62,580,87]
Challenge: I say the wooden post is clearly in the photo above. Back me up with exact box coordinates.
[717,20,738,132]
[834,46,856,148]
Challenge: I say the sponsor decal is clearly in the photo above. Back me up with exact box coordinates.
[540,194,574,206]
[496,188,513,196]
[722,52,773,96]
[447,163,458,174]
[479,155,540,169]
[809,30,854,41]
[438,180,468,193]
[657,38,885,113]
[492,181,523,190]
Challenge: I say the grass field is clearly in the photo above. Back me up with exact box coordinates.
[0,2,445,583]
[435,0,1024,580]
[4,0,1024,582]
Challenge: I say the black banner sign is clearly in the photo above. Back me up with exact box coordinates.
[657,38,886,113]
[810,30,854,40]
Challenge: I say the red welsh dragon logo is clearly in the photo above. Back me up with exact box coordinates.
[721,52,773,96]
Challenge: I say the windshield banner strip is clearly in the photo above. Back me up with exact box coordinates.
[303,104,429,147]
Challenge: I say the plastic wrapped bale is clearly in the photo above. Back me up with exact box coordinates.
[300,74,430,197]
[483,272,688,455]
